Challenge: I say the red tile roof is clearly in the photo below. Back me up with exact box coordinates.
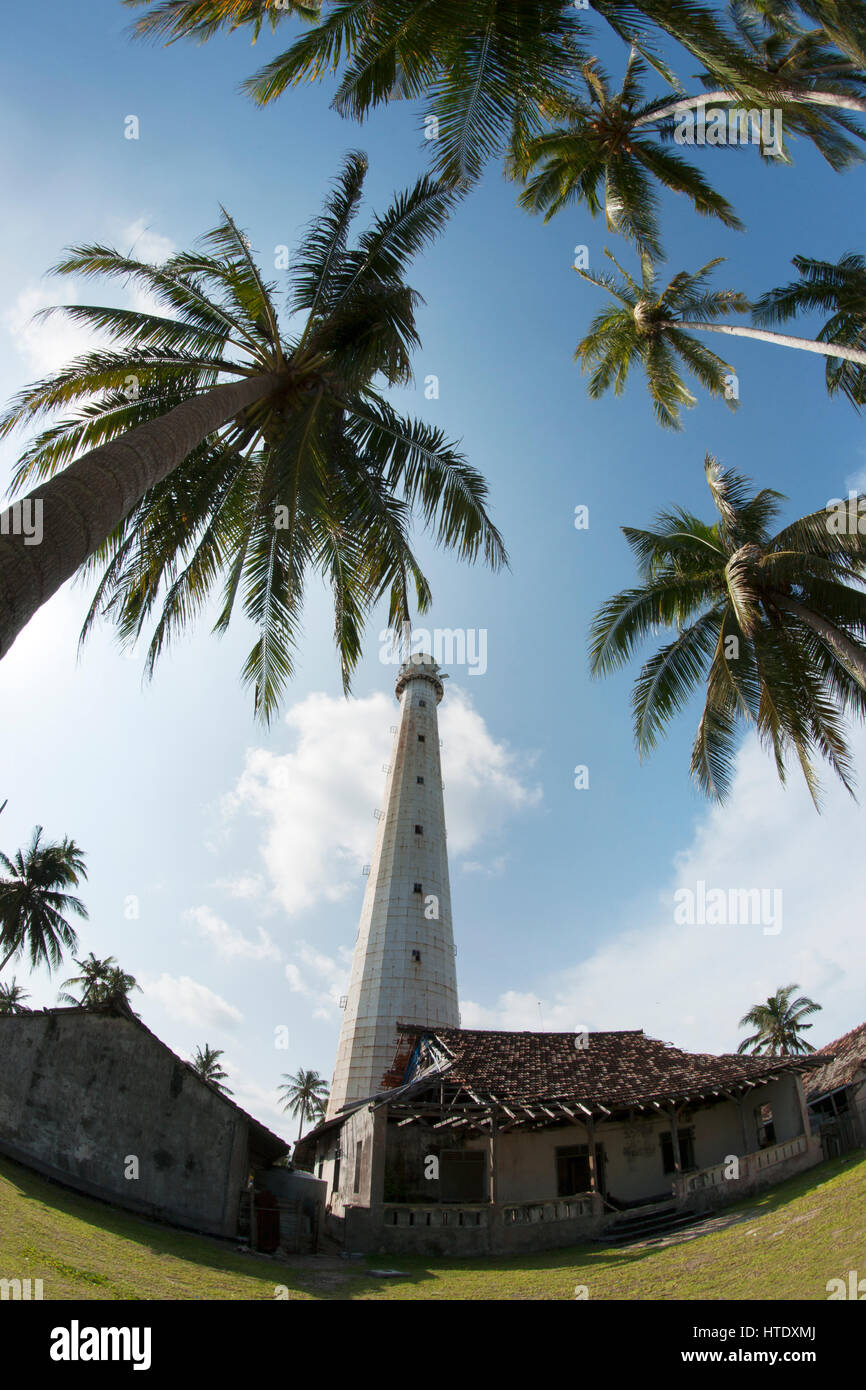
[395,1024,817,1110]
[803,1022,866,1099]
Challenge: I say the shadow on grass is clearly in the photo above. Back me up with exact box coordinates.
[334,1150,866,1288]
[0,1155,435,1300]
[2,1148,863,1300]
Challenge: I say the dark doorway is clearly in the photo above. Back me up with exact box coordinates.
[660,1128,696,1174]
[440,1150,485,1202]
[555,1144,606,1196]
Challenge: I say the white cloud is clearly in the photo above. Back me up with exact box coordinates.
[845,463,866,495]
[224,687,540,918]
[217,875,265,900]
[440,688,541,854]
[4,284,102,379]
[117,218,175,318]
[463,726,866,1055]
[119,218,174,268]
[462,855,508,878]
[3,216,175,383]
[143,972,244,1030]
[284,942,351,1021]
[185,905,281,963]
[223,1068,294,1141]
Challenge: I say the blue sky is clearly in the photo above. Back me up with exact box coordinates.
[1,2,865,1140]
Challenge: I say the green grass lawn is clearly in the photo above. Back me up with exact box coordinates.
[1,1150,864,1300]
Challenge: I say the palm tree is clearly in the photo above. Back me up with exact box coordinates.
[279,1068,329,1140]
[191,1043,233,1096]
[0,978,31,1014]
[0,156,506,716]
[638,3,866,168]
[589,456,866,805]
[510,51,743,257]
[753,251,866,406]
[575,249,866,429]
[122,0,787,187]
[58,953,141,1011]
[0,827,88,976]
[737,984,822,1055]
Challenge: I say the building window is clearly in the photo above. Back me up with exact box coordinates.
[412,950,421,962]
[418,734,425,743]
[317,1158,324,1179]
[413,882,423,894]
[660,1128,696,1174]
[417,776,424,784]
[353,1141,364,1194]
[415,824,423,835]
[419,699,427,707]
[756,1104,776,1149]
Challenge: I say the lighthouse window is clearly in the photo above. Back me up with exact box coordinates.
[415,825,423,835]
[413,882,423,894]
[417,776,424,785]
[418,734,426,743]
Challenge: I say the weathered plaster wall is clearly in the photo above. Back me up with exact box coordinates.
[743,1075,805,1147]
[0,1012,250,1237]
[851,1073,866,1143]
[331,1104,386,1214]
[686,1135,823,1215]
[382,1120,488,1203]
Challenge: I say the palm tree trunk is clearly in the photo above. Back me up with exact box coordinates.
[297,1106,305,1142]
[0,372,282,659]
[685,321,866,365]
[0,943,20,975]
[636,89,866,127]
[770,593,866,688]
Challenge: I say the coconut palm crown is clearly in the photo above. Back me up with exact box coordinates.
[575,248,866,429]
[590,456,866,806]
[510,51,744,257]
[0,154,506,718]
[0,979,31,1014]
[58,952,141,1012]
[737,983,822,1055]
[0,827,88,976]
[753,250,866,406]
[191,1043,233,1095]
[575,249,748,429]
[279,1067,329,1141]
[683,2,866,170]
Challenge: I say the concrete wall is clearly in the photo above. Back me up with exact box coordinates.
[370,1203,607,1257]
[684,1134,823,1215]
[0,1012,251,1237]
[382,1118,489,1204]
[851,1073,866,1143]
[331,1104,386,1215]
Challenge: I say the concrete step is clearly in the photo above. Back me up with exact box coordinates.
[599,1208,702,1247]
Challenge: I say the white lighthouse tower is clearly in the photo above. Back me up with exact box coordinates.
[327,654,459,1117]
